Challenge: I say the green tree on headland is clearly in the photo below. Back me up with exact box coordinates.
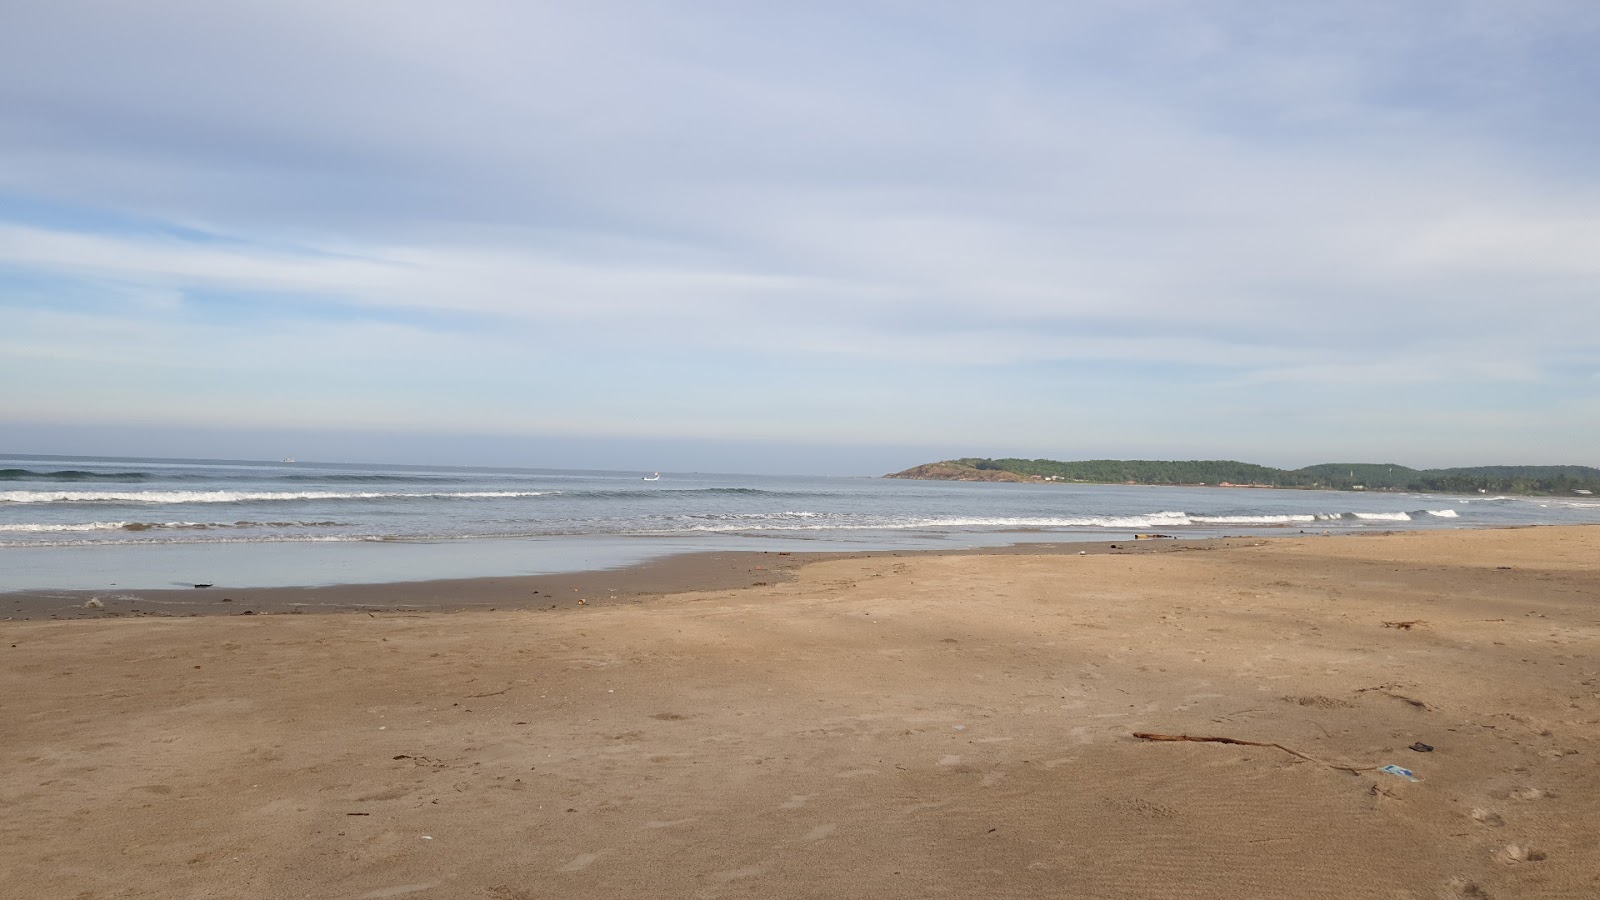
[886,458,1600,496]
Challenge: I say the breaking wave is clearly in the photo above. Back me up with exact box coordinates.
[1535,498,1600,509]
[0,490,554,504]
[0,468,151,482]
[6,534,369,548]
[0,520,345,533]
[573,487,832,499]
[634,508,1467,533]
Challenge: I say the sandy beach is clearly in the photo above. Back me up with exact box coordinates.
[4,527,1597,899]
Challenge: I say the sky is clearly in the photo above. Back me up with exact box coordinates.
[3,1,1599,475]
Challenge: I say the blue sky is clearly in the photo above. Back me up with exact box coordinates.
[3,1,1598,474]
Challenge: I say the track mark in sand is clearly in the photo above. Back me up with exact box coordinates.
[361,883,440,898]
[1042,756,1077,769]
[1070,725,1095,745]
[712,865,765,882]
[980,770,1006,786]
[938,754,962,767]
[1443,877,1491,899]
[1469,808,1505,827]
[779,795,809,809]
[466,684,517,698]
[560,852,606,872]
[835,768,877,779]
[643,818,696,829]
[796,824,836,842]
[1281,695,1356,709]
[1102,797,1178,820]
[1493,844,1548,864]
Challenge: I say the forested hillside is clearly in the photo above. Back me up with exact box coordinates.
[886,458,1600,495]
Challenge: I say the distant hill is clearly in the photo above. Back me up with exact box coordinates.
[885,458,1600,495]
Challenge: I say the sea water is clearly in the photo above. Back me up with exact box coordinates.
[5,454,1599,591]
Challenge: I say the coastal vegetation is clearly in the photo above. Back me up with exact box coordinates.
[886,459,1600,495]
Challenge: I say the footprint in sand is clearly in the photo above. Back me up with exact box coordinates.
[1493,845,1548,864]
[1442,877,1490,898]
[1469,808,1505,827]
[796,824,836,842]
[560,852,606,872]
[779,795,809,809]
[939,754,962,766]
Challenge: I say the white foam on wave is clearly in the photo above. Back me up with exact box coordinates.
[0,521,140,532]
[1189,514,1319,524]
[652,512,1203,533]
[671,511,825,521]
[0,520,355,533]
[3,534,367,548]
[1539,498,1600,509]
[0,489,552,504]
[642,507,1456,534]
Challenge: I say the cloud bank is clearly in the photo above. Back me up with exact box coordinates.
[3,1,1598,468]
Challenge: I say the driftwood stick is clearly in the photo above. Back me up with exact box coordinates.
[1132,732,1379,775]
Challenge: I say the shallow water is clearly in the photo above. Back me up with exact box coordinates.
[5,454,1597,590]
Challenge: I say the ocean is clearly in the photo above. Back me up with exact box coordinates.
[5,454,1600,591]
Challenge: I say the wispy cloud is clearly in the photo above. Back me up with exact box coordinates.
[2,1,1598,464]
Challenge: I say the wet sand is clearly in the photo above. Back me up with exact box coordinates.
[2,537,1264,619]
[3,526,1598,898]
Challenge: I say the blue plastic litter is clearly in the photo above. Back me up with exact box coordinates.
[1378,764,1420,782]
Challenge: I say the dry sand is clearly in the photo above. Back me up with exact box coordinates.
[3,527,1598,899]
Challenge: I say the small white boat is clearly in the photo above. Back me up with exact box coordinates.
[642,472,660,481]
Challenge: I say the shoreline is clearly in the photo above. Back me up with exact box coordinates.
[7,524,1577,622]
[3,535,1290,619]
